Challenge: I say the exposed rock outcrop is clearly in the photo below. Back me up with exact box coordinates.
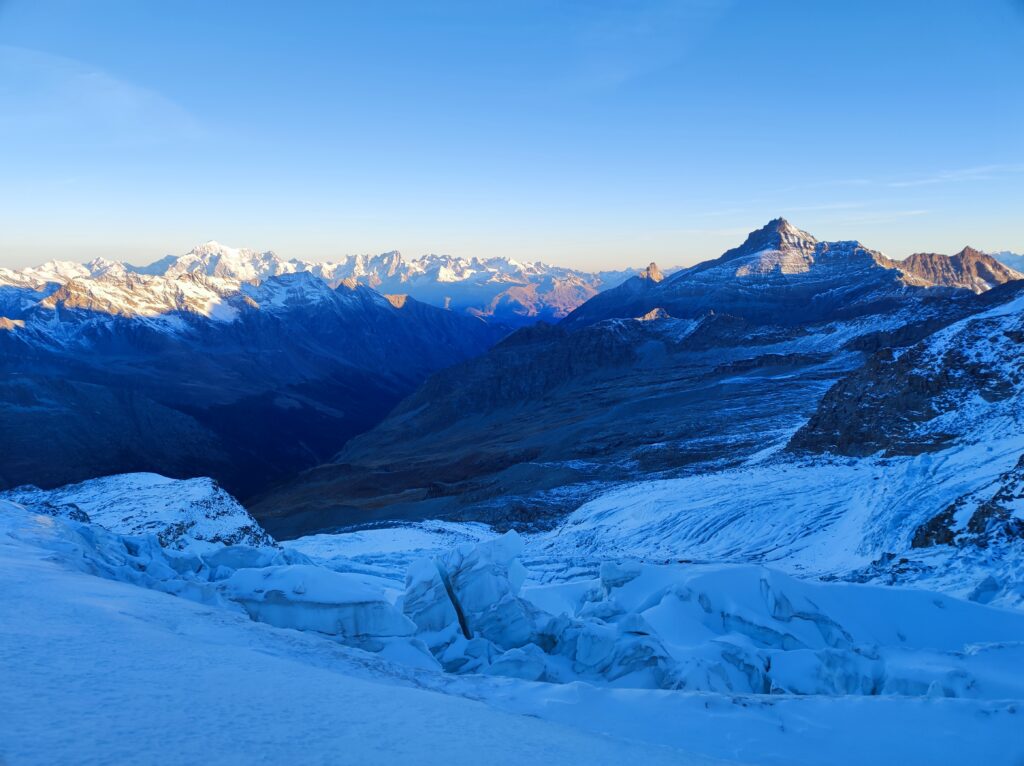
[899,247,1023,294]
[789,283,1024,457]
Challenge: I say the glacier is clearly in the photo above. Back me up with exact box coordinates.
[3,483,1023,765]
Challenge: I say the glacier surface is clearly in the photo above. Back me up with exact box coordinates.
[3,487,1023,765]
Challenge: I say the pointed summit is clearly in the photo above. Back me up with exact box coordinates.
[769,216,801,234]
[640,263,664,283]
[954,246,986,260]
[718,218,818,263]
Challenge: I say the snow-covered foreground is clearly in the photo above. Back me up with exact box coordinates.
[0,505,716,766]
[3,496,1023,765]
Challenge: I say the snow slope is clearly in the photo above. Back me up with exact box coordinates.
[1,473,273,549]
[0,504,717,766]
[539,441,1023,601]
[540,290,1024,608]
[3,501,1023,765]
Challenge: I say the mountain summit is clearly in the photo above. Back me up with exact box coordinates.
[564,219,1021,327]
[640,263,664,282]
[0,244,655,327]
[714,217,818,265]
[899,246,1023,293]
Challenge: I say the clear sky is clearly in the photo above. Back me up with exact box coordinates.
[1,0,1022,270]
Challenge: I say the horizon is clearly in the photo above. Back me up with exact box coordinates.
[3,216,1019,274]
[2,1,1023,269]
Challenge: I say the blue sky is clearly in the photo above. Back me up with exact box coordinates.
[1,0,1022,269]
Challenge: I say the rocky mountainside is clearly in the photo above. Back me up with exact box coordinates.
[0,266,505,498]
[789,280,1024,458]
[320,251,646,326]
[562,219,1020,328]
[899,247,1023,293]
[250,219,1009,538]
[0,241,649,327]
[547,280,1024,609]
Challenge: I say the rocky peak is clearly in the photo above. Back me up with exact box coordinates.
[164,242,289,281]
[956,246,987,261]
[640,263,664,283]
[718,218,819,264]
[378,251,405,278]
[637,307,669,321]
[900,248,1023,293]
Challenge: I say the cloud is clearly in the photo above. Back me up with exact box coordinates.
[0,45,203,149]
[826,209,931,225]
[560,0,733,90]
[887,163,1024,188]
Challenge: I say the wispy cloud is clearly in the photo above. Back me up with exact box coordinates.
[0,45,203,149]
[888,163,1024,188]
[828,209,931,225]
[785,201,869,213]
[774,178,873,194]
[561,0,733,90]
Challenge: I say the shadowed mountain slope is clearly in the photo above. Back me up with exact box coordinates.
[250,220,1012,538]
[0,272,505,498]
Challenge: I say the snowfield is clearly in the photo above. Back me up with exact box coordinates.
[1,473,274,549]
[2,490,1023,765]
[0,504,717,766]
[539,439,1024,608]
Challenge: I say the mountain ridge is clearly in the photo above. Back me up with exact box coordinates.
[1,243,657,327]
[0,268,507,498]
[250,219,1018,537]
[563,218,1021,329]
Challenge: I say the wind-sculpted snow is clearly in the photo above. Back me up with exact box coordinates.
[2,505,724,765]
[544,447,1024,608]
[9,488,1022,699]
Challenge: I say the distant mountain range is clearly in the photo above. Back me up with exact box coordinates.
[0,242,650,327]
[0,252,507,498]
[251,219,1024,539]
[991,250,1024,272]
[563,219,1022,327]
[4,223,1023,524]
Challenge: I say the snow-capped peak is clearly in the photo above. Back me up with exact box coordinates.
[1,243,655,328]
[162,242,293,281]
